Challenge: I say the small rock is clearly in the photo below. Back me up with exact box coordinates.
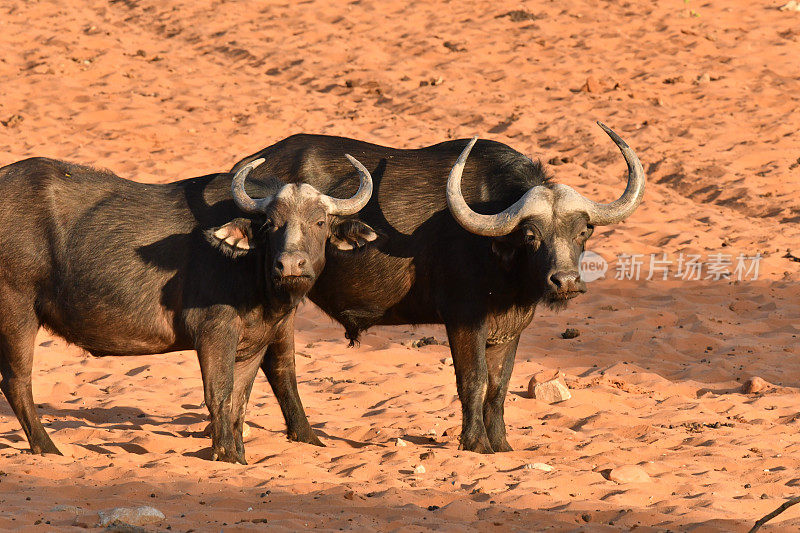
[439,357,453,365]
[1,114,24,128]
[343,490,355,500]
[97,506,165,527]
[561,328,580,339]
[581,76,604,94]
[530,379,571,403]
[608,465,651,484]
[743,376,768,394]
[412,336,440,348]
[413,465,426,474]
[51,505,82,514]
[420,451,435,461]
[780,0,800,11]
[523,462,553,472]
[395,438,407,447]
[696,72,711,84]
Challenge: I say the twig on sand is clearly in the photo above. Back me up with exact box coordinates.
[748,496,800,532]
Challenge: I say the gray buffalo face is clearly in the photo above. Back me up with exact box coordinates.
[209,156,375,304]
[488,211,592,306]
[520,213,591,305]
[447,123,645,307]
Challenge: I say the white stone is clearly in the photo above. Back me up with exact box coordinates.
[533,379,571,403]
[413,465,426,474]
[608,465,651,484]
[523,462,554,472]
[98,506,165,527]
[395,438,407,447]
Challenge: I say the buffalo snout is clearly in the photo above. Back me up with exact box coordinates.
[273,251,310,279]
[547,270,587,298]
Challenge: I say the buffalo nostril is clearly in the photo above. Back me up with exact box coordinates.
[550,271,580,289]
[275,260,285,272]
[297,258,306,268]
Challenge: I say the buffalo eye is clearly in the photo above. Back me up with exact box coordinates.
[523,228,540,248]
[316,219,325,227]
[577,225,594,241]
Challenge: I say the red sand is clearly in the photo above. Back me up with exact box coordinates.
[1,0,799,530]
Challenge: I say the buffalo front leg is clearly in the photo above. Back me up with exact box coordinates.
[0,294,60,456]
[229,352,265,464]
[445,323,493,454]
[260,313,323,446]
[483,335,520,452]
[196,331,240,464]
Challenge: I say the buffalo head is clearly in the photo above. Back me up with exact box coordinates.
[446,122,645,307]
[209,155,376,302]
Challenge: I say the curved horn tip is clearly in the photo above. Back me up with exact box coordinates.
[344,153,367,171]
[249,157,266,169]
[595,121,630,148]
[455,136,479,165]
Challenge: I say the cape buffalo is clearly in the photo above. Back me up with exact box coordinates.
[232,122,644,453]
[0,154,374,463]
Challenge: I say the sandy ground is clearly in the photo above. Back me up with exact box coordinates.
[1,0,800,530]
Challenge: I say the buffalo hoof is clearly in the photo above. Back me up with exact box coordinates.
[288,430,325,447]
[211,446,247,465]
[489,439,513,453]
[459,436,495,454]
[31,439,62,456]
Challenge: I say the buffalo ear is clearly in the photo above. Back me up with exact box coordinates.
[206,218,256,258]
[328,218,378,251]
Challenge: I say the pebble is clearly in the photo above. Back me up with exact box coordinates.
[608,465,651,484]
[51,505,82,514]
[780,1,800,11]
[529,379,571,403]
[561,328,580,339]
[98,506,164,527]
[395,438,407,447]
[742,376,768,394]
[413,465,426,474]
[523,462,554,472]
[581,76,604,93]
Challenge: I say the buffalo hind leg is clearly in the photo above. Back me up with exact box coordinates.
[445,323,493,454]
[196,330,240,464]
[0,296,60,456]
[229,353,265,464]
[261,314,323,446]
[483,336,520,452]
